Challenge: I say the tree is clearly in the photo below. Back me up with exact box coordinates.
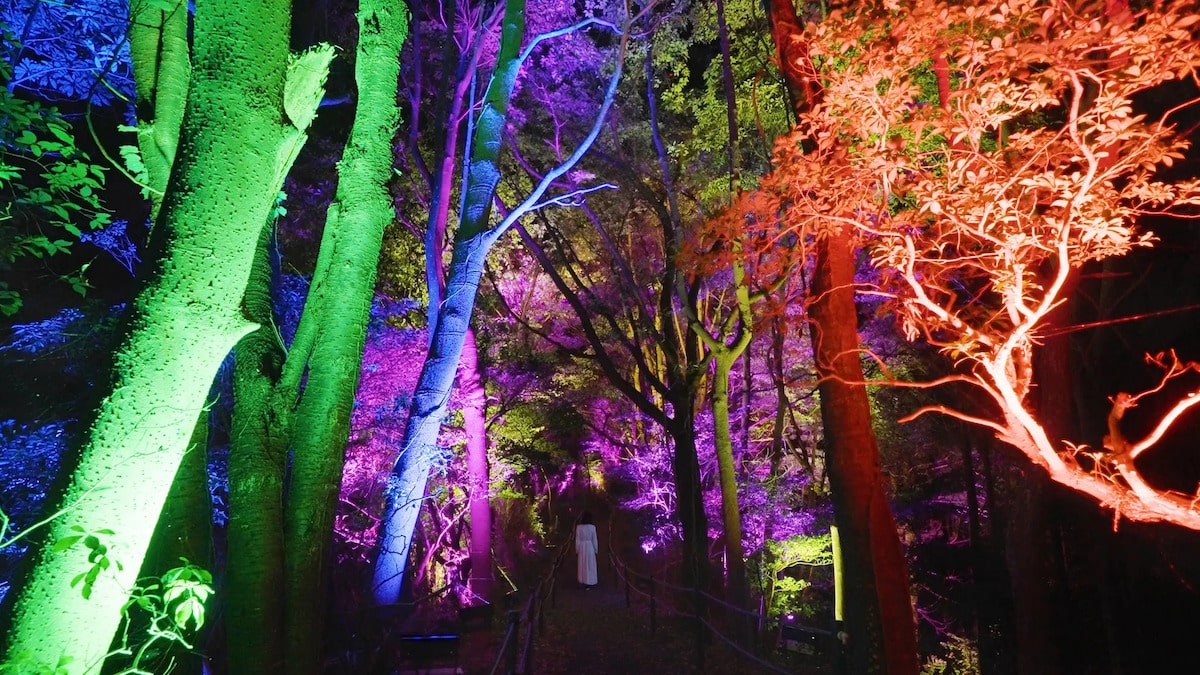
[129,0,190,217]
[777,0,1200,529]
[759,0,1200,665]
[398,0,503,601]
[765,1,919,672]
[223,2,409,672]
[0,0,332,668]
[372,0,628,604]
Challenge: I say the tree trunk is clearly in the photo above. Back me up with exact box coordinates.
[109,413,212,675]
[374,0,526,605]
[667,405,708,592]
[281,5,408,671]
[0,0,330,667]
[712,350,748,609]
[460,327,494,599]
[1006,475,1063,675]
[809,227,918,675]
[129,0,189,217]
[767,2,917,671]
[226,227,288,675]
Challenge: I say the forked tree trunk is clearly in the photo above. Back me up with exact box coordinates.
[281,7,408,671]
[373,0,528,605]
[227,227,288,674]
[224,3,408,673]
[0,0,330,667]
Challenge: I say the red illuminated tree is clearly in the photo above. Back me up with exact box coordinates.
[765,0,1200,535]
[765,2,919,672]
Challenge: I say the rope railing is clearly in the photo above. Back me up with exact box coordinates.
[606,538,836,674]
[488,526,574,675]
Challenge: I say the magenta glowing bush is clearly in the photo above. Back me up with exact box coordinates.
[337,322,427,564]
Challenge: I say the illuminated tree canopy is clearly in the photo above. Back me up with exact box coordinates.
[751,0,1200,530]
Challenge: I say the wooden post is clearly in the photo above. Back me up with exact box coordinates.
[694,585,706,670]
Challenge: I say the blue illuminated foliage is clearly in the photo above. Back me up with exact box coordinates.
[274,273,308,345]
[1,0,134,106]
[1,307,87,354]
[0,418,71,604]
[79,218,140,273]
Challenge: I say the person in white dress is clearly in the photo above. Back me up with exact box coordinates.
[575,511,598,588]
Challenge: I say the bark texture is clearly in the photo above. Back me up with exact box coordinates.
[280,4,408,671]
[227,227,288,674]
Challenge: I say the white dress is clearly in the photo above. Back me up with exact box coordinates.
[575,523,598,586]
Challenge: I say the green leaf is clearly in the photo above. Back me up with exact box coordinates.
[52,535,82,552]
[47,122,73,144]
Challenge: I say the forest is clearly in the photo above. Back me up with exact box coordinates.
[2,0,1200,673]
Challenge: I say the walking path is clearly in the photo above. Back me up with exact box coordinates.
[450,498,832,674]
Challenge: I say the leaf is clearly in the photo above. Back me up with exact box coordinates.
[52,535,82,552]
[174,598,204,631]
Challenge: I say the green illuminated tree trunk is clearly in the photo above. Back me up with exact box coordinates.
[281,6,408,670]
[688,0,751,608]
[226,226,288,674]
[0,0,330,669]
[222,4,408,673]
[709,345,749,606]
[107,8,204,673]
[115,413,212,675]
